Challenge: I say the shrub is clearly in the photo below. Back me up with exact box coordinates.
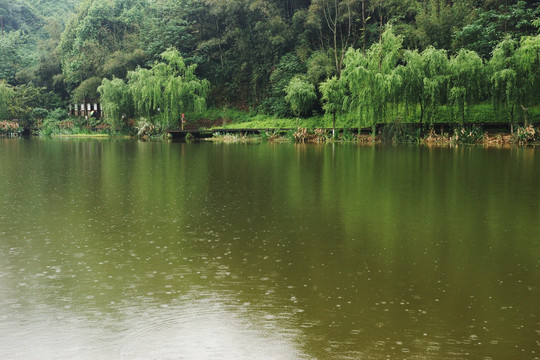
[285,77,317,117]
[381,123,421,143]
[136,118,162,139]
[515,125,536,144]
[452,125,485,144]
[0,121,23,136]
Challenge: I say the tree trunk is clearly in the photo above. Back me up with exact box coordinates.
[332,0,339,75]
[509,105,514,132]
[216,19,224,70]
[361,0,366,53]
[521,105,529,127]
[379,1,383,43]
[332,109,336,137]
[419,98,424,127]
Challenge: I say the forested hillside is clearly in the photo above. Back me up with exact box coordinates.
[1,0,539,133]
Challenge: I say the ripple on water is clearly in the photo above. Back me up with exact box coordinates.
[118,299,308,360]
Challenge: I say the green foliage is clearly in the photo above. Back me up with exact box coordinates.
[142,0,200,62]
[262,53,306,117]
[8,83,60,128]
[515,125,536,144]
[381,123,421,143]
[489,39,518,124]
[135,118,162,139]
[46,108,69,122]
[400,47,450,126]
[0,120,23,136]
[339,128,356,141]
[307,0,360,75]
[72,76,102,102]
[0,80,14,120]
[128,48,210,129]
[320,76,345,117]
[514,34,540,114]
[0,31,33,84]
[59,0,148,91]
[414,0,470,51]
[39,111,85,136]
[98,77,132,129]
[320,75,347,132]
[285,76,317,117]
[191,0,292,106]
[2,0,540,131]
[306,50,336,85]
[449,49,485,123]
[341,27,403,127]
[454,1,540,59]
[31,107,49,123]
[451,125,485,144]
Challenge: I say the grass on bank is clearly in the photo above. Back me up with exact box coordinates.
[185,103,540,130]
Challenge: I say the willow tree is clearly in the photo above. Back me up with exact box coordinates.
[285,76,317,118]
[514,34,540,126]
[0,80,13,120]
[128,48,210,128]
[489,39,518,127]
[320,75,346,136]
[400,47,450,127]
[341,27,403,129]
[421,47,450,126]
[449,49,484,124]
[98,77,133,130]
[398,50,424,123]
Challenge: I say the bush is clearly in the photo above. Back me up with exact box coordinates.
[339,128,356,141]
[451,125,485,144]
[515,125,536,144]
[47,108,69,122]
[136,118,163,140]
[0,121,23,136]
[285,77,317,117]
[38,110,94,136]
[381,123,421,143]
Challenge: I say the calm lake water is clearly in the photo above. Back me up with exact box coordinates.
[0,138,539,359]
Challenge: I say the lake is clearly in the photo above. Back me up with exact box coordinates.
[0,138,539,359]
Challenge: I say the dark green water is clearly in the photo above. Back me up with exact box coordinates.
[0,138,539,359]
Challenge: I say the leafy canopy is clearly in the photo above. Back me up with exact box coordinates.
[285,76,317,117]
[127,48,210,128]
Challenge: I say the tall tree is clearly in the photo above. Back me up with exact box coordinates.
[414,0,471,51]
[320,75,346,135]
[0,31,29,83]
[489,38,519,125]
[307,0,358,76]
[449,49,485,123]
[59,0,148,95]
[97,77,132,129]
[513,33,540,125]
[341,26,403,128]
[0,80,13,119]
[454,0,540,59]
[285,76,317,117]
[128,48,210,129]
[400,46,450,126]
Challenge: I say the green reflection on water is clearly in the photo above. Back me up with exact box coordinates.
[0,138,539,359]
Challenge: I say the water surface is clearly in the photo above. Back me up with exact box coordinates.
[0,138,539,359]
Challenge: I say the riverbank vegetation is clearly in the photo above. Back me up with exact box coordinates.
[0,0,539,141]
[206,123,538,145]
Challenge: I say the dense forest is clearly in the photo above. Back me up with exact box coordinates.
[0,0,539,134]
